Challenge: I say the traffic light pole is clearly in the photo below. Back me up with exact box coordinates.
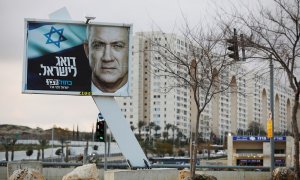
[270,55,275,173]
[104,122,107,171]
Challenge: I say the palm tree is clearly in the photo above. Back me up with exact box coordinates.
[39,139,49,160]
[10,139,17,161]
[171,125,178,156]
[1,137,17,161]
[148,122,156,138]
[162,131,168,141]
[154,125,161,138]
[177,131,183,146]
[1,138,9,161]
[164,123,173,140]
[138,121,146,139]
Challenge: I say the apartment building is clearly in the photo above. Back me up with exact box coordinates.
[116,31,295,141]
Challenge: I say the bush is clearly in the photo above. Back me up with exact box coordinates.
[155,141,173,156]
[55,148,62,156]
[26,149,33,157]
[178,149,185,156]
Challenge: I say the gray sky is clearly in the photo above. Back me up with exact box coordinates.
[0,0,271,131]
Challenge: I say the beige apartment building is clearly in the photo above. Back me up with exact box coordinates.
[116,31,297,141]
[117,31,191,139]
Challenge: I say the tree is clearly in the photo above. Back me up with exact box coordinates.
[154,125,161,138]
[164,123,173,140]
[177,131,184,146]
[55,148,62,156]
[138,121,146,139]
[162,131,168,141]
[143,24,236,178]
[246,121,266,136]
[171,124,178,147]
[37,148,40,161]
[26,148,33,159]
[38,139,49,160]
[1,138,10,161]
[1,137,17,161]
[148,122,156,139]
[10,139,17,161]
[223,0,300,177]
[76,125,79,141]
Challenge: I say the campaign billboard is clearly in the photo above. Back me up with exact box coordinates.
[22,19,132,96]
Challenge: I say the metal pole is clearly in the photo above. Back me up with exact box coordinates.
[104,122,107,171]
[108,129,111,157]
[270,55,275,173]
[51,126,54,162]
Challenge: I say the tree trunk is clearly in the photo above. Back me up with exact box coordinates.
[37,149,40,161]
[5,149,9,161]
[66,145,69,162]
[292,91,300,179]
[42,148,44,160]
[11,148,14,161]
[190,110,201,179]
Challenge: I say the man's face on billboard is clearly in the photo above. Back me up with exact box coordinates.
[84,26,129,92]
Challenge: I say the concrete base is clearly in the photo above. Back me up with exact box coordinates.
[104,168,179,180]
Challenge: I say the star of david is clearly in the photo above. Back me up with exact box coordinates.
[44,26,67,48]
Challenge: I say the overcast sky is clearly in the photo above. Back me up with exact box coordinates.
[0,0,272,132]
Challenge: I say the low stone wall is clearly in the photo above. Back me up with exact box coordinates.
[105,168,179,180]
[0,167,6,179]
[0,166,272,180]
[197,170,271,180]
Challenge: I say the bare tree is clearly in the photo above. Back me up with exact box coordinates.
[224,0,300,177]
[140,24,239,179]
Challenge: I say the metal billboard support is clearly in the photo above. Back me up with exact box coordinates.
[92,96,150,168]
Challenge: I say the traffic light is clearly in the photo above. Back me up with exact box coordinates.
[95,120,106,142]
[227,28,239,61]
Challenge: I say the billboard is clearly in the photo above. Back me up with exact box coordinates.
[22,19,132,96]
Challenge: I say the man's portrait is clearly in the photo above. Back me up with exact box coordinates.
[84,25,130,95]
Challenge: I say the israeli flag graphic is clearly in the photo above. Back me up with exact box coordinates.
[25,21,91,93]
[27,22,86,59]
